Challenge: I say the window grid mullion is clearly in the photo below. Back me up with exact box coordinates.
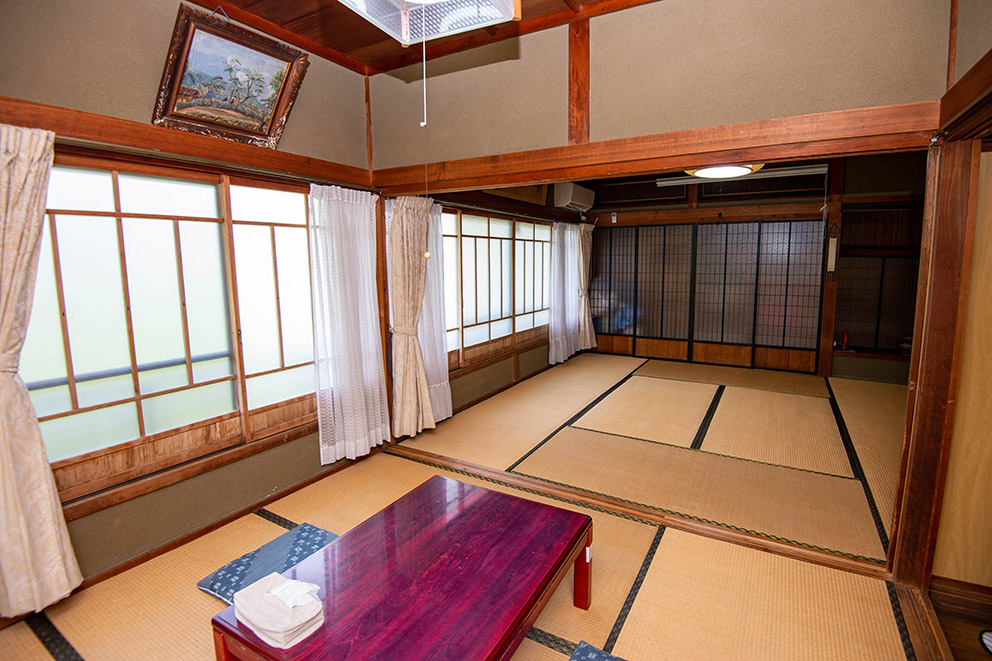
[46,214,80,411]
[171,219,196,387]
[270,225,286,369]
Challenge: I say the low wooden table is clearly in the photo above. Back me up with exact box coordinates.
[212,475,593,660]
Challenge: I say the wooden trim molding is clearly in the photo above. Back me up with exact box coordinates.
[374,101,939,195]
[0,95,371,189]
[568,20,590,145]
[940,46,992,140]
[588,202,824,227]
[891,139,982,588]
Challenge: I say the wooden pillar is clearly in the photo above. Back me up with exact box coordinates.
[568,20,590,145]
[375,198,394,438]
[817,159,844,376]
[890,139,981,588]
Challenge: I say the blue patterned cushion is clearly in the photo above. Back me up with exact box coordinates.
[197,523,338,604]
[569,641,627,661]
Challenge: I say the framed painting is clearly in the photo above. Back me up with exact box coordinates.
[152,6,309,149]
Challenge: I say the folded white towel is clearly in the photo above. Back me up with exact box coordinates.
[234,573,324,649]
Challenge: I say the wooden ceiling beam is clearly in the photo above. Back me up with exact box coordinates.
[184,0,371,75]
[561,0,583,13]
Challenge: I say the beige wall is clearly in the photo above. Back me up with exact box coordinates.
[0,0,368,168]
[370,28,568,169]
[955,0,992,83]
[932,152,992,588]
[590,0,950,142]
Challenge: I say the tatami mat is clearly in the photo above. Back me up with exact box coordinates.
[268,452,659,650]
[611,529,905,660]
[514,427,885,561]
[703,386,853,476]
[636,359,829,398]
[45,514,287,660]
[0,621,52,660]
[574,376,716,448]
[402,353,645,469]
[829,377,909,535]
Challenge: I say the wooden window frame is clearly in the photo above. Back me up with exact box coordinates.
[441,207,552,371]
[35,153,316,511]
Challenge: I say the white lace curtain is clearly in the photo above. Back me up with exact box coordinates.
[0,124,83,616]
[308,184,389,463]
[549,221,582,364]
[385,200,452,430]
[577,223,597,351]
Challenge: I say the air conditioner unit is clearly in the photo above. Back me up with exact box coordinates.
[553,182,595,212]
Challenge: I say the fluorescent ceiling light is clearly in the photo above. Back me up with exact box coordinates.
[338,0,520,46]
[685,164,763,179]
[656,164,829,188]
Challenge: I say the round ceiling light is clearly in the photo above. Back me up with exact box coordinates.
[685,164,764,179]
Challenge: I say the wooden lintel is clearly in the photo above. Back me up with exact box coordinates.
[374,101,939,195]
[587,202,824,227]
[940,46,992,139]
[433,190,582,222]
[0,95,371,189]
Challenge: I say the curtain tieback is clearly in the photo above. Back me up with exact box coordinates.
[391,326,418,337]
[0,352,19,373]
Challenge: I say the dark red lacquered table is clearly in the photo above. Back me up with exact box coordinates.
[212,475,593,660]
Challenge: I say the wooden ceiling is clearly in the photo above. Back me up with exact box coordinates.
[187,0,658,75]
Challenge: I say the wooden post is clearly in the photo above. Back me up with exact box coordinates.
[817,159,844,376]
[568,20,590,146]
[890,139,981,588]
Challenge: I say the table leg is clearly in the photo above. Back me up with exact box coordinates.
[573,526,592,610]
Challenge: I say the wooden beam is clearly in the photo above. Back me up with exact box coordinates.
[433,191,581,222]
[561,0,583,13]
[374,101,938,195]
[891,139,981,589]
[184,0,370,75]
[894,584,955,660]
[0,96,371,189]
[588,202,824,226]
[568,20,590,145]
[940,46,992,139]
[365,0,660,74]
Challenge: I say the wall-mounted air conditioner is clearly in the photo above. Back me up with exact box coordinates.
[553,182,595,212]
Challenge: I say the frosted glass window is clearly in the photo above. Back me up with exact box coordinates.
[46,167,115,212]
[501,241,513,317]
[463,324,489,347]
[246,364,315,409]
[56,215,133,406]
[143,381,236,435]
[516,222,534,240]
[123,218,187,394]
[462,214,488,237]
[442,211,457,235]
[275,227,314,365]
[476,238,489,323]
[22,217,69,412]
[542,243,551,310]
[534,309,550,327]
[235,225,281,374]
[230,186,306,224]
[514,242,525,315]
[491,318,512,339]
[446,329,460,352]
[524,242,535,312]
[490,218,512,238]
[179,221,233,380]
[41,403,140,463]
[535,224,552,241]
[515,313,534,331]
[443,235,459,333]
[488,240,503,319]
[118,173,219,218]
[461,237,476,326]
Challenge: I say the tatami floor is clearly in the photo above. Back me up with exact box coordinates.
[0,353,912,660]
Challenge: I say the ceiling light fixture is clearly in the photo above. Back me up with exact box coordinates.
[338,0,521,46]
[685,164,764,179]
[656,164,828,188]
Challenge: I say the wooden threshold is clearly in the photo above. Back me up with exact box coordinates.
[894,583,955,660]
[384,444,891,581]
